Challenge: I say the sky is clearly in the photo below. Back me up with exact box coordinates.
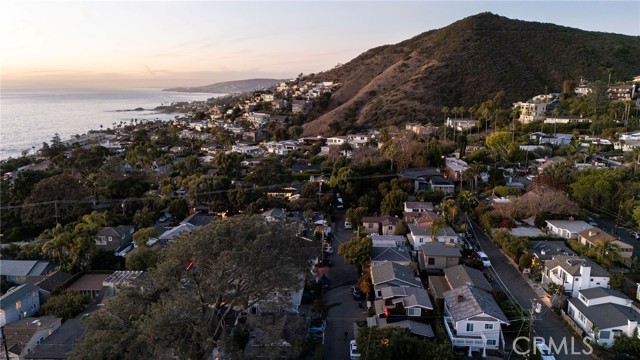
[1,1,639,89]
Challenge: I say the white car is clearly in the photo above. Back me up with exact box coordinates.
[477,251,491,268]
[535,339,556,360]
[344,221,352,230]
[350,340,361,359]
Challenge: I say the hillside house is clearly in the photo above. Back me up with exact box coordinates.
[577,228,634,266]
[445,118,478,131]
[0,261,55,285]
[362,216,399,235]
[95,225,135,253]
[513,100,547,124]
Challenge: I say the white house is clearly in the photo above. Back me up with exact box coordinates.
[545,220,593,240]
[443,285,510,357]
[326,136,348,147]
[567,287,640,347]
[407,224,459,251]
[404,201,434,213]
[513,100,547,124]
[541,256,610,298]
[445,118,478,131]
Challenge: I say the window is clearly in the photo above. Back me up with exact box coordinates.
[485,323,493,330]
[486,340,496,346]
[599,331,610,339]
[15,300,21,310]
[466,323,474,332]
[407,308,421,317]
[427,258,435,265]
[108,236,113,241]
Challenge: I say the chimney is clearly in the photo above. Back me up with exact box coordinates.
[589,230,596,237]
[457,295,464,303]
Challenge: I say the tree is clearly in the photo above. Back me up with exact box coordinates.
[70,215,313,360]
[21,174,88,229]
[356,326,454,360]
[40,290,91,320]
[214,152,242,180]
[586,240,621,270]
[485,131,512,163]
[609,271,626,291]
[346,207,368,228]
[440,199,459,226]
[133,227,157,248]
[126,247,159,271]
[380,189,408,216]
[133,206,154,228]
[415,189,444,204]
[338,235,372,274]
[42,223,74,267]
[168,198,189,220]
[457,190,478,213]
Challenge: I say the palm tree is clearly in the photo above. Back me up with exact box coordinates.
[42,224,73,266]
[441,107,449,142]
[588,240,621,269]
[465,162,483,192]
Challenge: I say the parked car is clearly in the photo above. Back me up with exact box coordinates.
[632,231,640,240]
[344,221,352,230]
[308,319,326,335]
[351,286,364,300]
[477,251,491,268]
[350,340,361,359]
[324,245,334,254]
[534,339,556,360]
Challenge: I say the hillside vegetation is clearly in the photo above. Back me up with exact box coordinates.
[302,12,640,135]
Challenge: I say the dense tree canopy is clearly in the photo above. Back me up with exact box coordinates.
[70,215,313,360]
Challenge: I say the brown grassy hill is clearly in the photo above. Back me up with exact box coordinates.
[302,12,640,136]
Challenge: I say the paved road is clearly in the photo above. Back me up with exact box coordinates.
[468,220,595,360]
[323,210,365,360]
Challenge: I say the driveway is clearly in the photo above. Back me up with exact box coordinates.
[468,219,595,360]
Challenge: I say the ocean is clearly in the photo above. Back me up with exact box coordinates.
[0,88,221,160]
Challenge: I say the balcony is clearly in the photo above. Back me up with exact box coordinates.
[443,316,486,348]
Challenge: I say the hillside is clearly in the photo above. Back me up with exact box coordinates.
[164,78,283,94]
[302,12,640,136]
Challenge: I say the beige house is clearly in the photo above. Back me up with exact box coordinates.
[418,243,461,271]
[577,228,634,266]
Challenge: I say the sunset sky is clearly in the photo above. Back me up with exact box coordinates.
[1,1,638,89]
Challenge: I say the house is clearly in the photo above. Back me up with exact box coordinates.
[607,84,636,101]
[445,158,468,181]
[373,286,433,320]
[25,270,71,303]
[429,265,493,300]
[577,228,634,266]
[567,287,640,347]
[0,260,55,285]
[430,176,455,194]
[529,241,576,262]
[407,224,458,251]
[291,99,307,113]
[445,118,478,131]
[403,210,439,227]
[102,271,145,298]
[366,316,435,338]
[545,220,593,240]
[619,131,640,142]
[371,246,412,267]
[346,133,372,148]
[371,262,421,299]
[404,201,434,213]
[67,273,111,299]
[2,316,62,359]
[418,243,462,271]
[544,116,590,124]
[0,283,40,326]
[513,100,547,124]
[95,225,135,252]
[443,285,510,356]
[251,277,305,315]
[261,208,287,222]
[541,255,610,298]
[398,167,441,193]
[369,234,406,248]
[405,123,437,137]
[158,223,198,243]
[325,136,348,147]
[181,212,215,227]
[361,216,399,235]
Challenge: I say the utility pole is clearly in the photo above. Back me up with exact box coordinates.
[1,325,9,360]
[529,299,542,356]
[614,203,622,235]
